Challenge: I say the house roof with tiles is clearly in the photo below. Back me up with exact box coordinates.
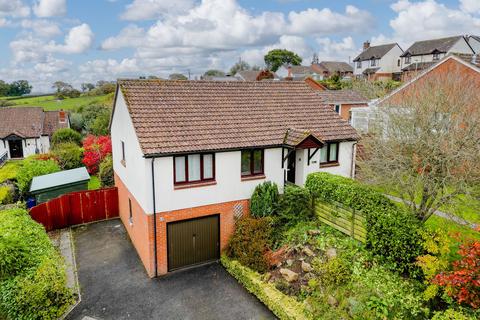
[116,80,358,156]
[353,43,397,62]
[0,107,68,139]
[401,36,468,57]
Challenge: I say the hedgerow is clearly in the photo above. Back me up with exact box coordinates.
[305,172,423,276]
[0,208,73,319]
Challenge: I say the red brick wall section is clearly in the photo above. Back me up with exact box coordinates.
[115,172,249,277]
[115,173,155,277]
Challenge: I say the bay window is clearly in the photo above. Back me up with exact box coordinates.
[174,153,215,184]
[320,142,339,165]
[241,149,264,177]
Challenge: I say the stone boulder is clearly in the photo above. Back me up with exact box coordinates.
[280,268,299,282]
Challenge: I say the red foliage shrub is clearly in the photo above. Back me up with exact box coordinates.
[82,135,112,174]
[433,241,480,309]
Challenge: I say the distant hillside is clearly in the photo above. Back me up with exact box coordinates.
[0,93,113,111]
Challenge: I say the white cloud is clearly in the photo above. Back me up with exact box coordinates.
[47,23,94,54]
[389,0,480,43]
[33,56,70,73]
[0,17,8,26]
[460,0,480,14]
[101,24,145,50]
[120,0,194,21]
[0,0,30,18]
[316,36,359,61]
[287,5,374,35]
[21,19,61,37]
[33,0,66,18]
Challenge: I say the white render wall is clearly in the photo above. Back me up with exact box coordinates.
[0,136,50,159]
[111,90,151,214]
[354,45,403,77]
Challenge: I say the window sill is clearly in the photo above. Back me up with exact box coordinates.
[174,180,217,190]
[241,174,266,181]
[320,162,340,168]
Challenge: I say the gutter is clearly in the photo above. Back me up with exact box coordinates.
[151,158,158,277]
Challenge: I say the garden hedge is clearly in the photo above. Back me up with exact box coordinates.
[221,255,311,320]
[0,208,73,319]
[305,172,423,276]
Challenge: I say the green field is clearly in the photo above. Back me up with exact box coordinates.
[0,93,112,111]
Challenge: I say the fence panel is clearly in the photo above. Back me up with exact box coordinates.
[29,187,119,231]
[314,200,366,243]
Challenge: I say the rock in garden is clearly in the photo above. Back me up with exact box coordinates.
[326,248,337,260]
[301,261,313,272]
[307,229,321,236]
[303,247,315,257]
[286,259,294,266]
[327,295,339,307]
[280,268,299,282]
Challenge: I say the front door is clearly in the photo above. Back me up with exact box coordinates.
[287,150,296,184]
[8,140,23,158]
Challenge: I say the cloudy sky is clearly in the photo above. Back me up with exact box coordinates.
[1,0,480,92]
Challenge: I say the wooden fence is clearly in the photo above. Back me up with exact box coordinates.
[315,200,366,242]
[30,187,119,231]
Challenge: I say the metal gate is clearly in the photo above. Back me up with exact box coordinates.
[167,214,220,271]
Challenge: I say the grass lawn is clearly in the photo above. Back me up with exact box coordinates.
[88,176,101,190]
[0,161,22,183]
[0,94,112,111]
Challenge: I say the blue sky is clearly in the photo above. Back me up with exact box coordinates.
[1,0,479,92]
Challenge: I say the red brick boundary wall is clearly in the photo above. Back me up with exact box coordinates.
[115,173,249,277]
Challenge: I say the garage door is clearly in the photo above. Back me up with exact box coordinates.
[167,215,220,271]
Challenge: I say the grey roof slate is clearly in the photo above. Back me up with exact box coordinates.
[401,36,467,57]
[353,43,397,62]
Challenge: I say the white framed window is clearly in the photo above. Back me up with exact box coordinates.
[334,104,341,114]
[370,59,376,67]
[174,153,215,185]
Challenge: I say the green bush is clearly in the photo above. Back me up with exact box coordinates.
[98,155,114,187]
[431,309,477,320]
[313,256,352,287]
[276,185,314,226]
[0,209,73,319]
[227,216,272,273]
[0,185,13,205]
[51,128,82,148]
[250,181,279,218]
[305,172,423,276]
[69,113,84,132]
[16,159,60,196]
[52,142,83,170]
[221,256,311,320]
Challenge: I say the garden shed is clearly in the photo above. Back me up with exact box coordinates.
[30,167,90,204]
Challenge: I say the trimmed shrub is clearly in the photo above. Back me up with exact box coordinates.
[99,155,114,187]
[52,142,83,170]
[305,172,423,276]
[16,159,60,196]
[227,216,272,273]
[0,185,13,205]
[51,128,82,148]
[221,256,311,320]
[276,185,314,226]
[313,256,352,287]
[250,181,279,218]
[0,208,73,319]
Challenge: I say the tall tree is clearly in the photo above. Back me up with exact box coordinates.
[169,73,188,80]
[264,49,302,72]
[203,69,225,77]
[8,80,32,96]
[358,71,480,222]
[81,83,95,92]
[229,60,250,75]
[0,80,9,97]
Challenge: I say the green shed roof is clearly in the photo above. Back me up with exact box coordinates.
[30,167,90,193]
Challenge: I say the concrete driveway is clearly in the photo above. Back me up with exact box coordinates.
[67,219,274,320]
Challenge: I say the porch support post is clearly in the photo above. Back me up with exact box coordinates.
[307,148,320,165]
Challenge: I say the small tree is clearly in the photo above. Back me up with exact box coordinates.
[168,73,188,80]
[250,182,279,217]
[264,49,302,72]
[7,80,32,96]
[51,128,82,148]
[229,60,250,75]
[52,143,83,170]
[81,83,95,92]
[359,71,480,222]
[82,135,112,174]
[203,69,225,77]
[98,155,114,187]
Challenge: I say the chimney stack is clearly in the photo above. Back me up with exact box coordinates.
[59,109,66,123]
[363,41,370,50]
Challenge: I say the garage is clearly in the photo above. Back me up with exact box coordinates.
[167,214,220,271]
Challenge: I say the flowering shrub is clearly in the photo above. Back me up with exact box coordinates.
[433,241,480,309]
[82,135,112,174]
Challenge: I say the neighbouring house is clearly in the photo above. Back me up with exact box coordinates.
[0,107,69,162]
[467,35,480,53]
[311,61,354,79]
[315,90,369,122]
[276,65,323,80]
[110,80,358,277]
[400,35,475,80]
[235,70,279,81]
[353,41,404,81]
[29,167,90,205]
[201,75,239,81]
[350,53,480,133]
